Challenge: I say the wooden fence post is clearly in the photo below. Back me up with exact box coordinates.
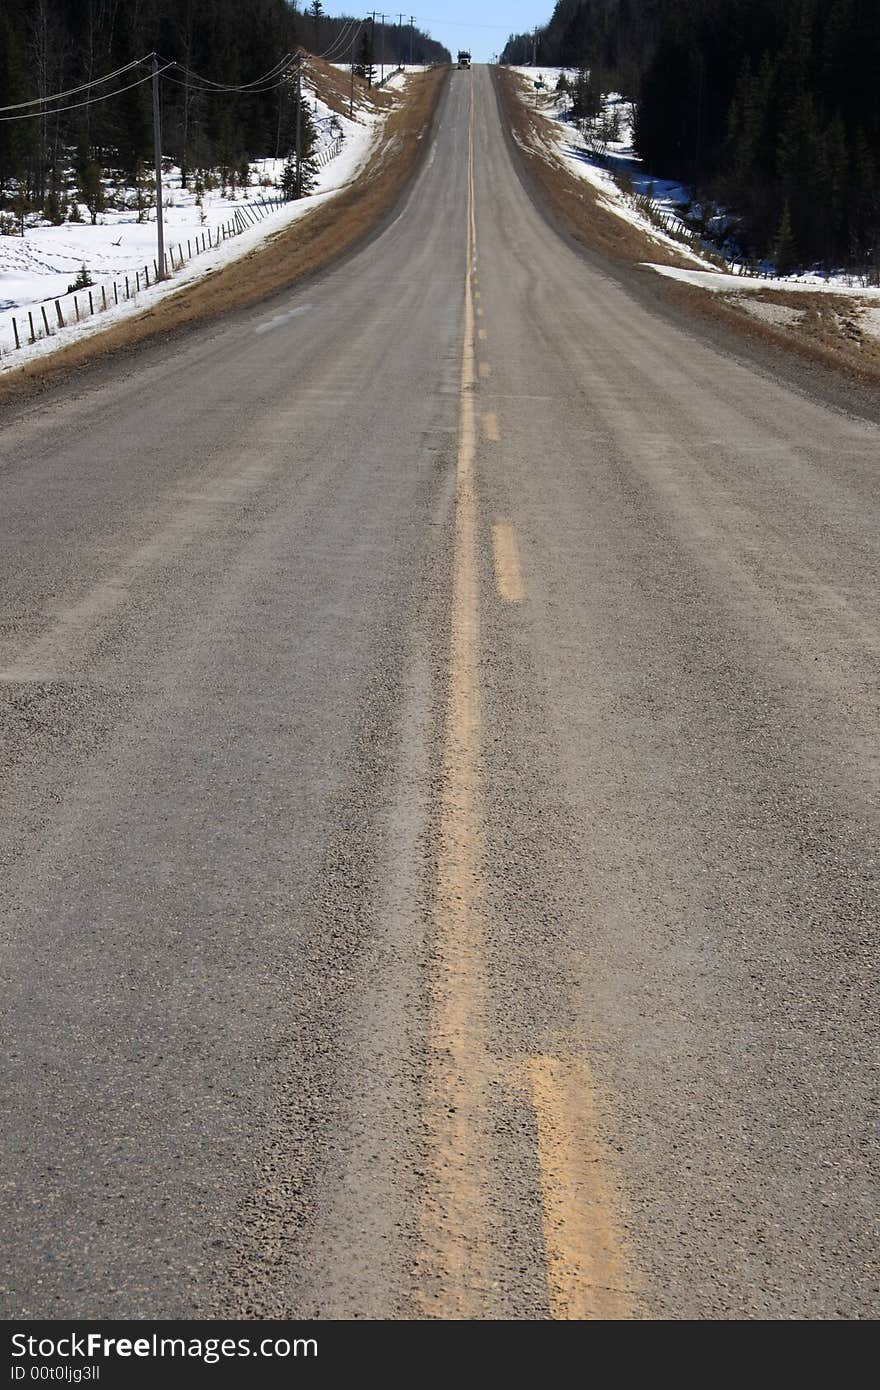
[56,300,64,328]
[28,310,36,343]
[41,305,52,336]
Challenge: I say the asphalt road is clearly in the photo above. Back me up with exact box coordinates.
[1,67,877,1321]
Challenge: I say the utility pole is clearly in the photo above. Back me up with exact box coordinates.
[397,13,404,69]
[532,28,538,66]
[409,16,415,67]
[369,13,378,88]
[349,24,357,118]
[295,51,303,199]
[151,57,166,278]
[379,13,386,84]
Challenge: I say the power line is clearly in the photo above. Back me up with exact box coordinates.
[159,64,298,98]
[157,55,295,93]
[314,18,360,61]
[0,63,173,122]
[0,56,151,113]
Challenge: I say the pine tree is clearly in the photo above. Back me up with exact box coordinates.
[774,202,797,275]
[309,0,325,49]
[78,161,105,225]
[282,102,319,199]
[132,159,154,224]
[281,153,298,200]
[355,28,376,87]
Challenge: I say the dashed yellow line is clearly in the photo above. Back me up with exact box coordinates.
[419,63,492,1320]
[478,327,487,341]
[529,1057,634,1319]
[419,66,635,1324]
[491,521,524,603]
[478,361,491,379]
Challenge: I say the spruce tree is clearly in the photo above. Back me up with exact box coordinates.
[774,202,797,276]
[355,28,376,87]
[78,161,105,225]
[309,1,325,50]
[282,102,319,199]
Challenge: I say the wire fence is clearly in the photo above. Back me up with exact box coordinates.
[373,66,404,90]
[3,137,347,359]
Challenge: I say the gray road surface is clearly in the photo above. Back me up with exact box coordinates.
[1,67,877,1320]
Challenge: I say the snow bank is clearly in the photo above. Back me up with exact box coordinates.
[645,263,880,298]
[0,79,384,370]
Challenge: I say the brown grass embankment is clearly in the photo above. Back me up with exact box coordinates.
[495,67,880,390]
[0,64,446,402]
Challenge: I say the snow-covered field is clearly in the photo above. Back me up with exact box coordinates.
[0,78,385,370]
[381,65,429,90]
[647,263,880,298]
[511,66,880,297]
[331,63,428,91]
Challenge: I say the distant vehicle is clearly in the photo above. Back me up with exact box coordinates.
[457,50,471,69]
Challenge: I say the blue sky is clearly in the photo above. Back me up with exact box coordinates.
[320,4,553,66]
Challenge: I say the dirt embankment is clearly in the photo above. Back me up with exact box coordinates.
[0,64,447,402]
[496,69,693,271]
[494,66,880,391]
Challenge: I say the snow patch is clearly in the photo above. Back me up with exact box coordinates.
[857,306,880,340]
[645,263,880,299]
[1,77,385,369]
[734,300,806,328]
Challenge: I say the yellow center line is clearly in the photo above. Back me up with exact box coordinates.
[419,68,635,1323]
[478,327,487,341]
[482,411,500,442]
[491,521,524,603]
[529,1057,634,1319]
[419,66,492,1320]
[478,361,491,379]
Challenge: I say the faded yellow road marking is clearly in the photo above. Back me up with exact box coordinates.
[478,327,487,341]
[419,62,492,1320]
[419,65,635,1325]
[529,1057,633,1319]
[478,361,491,379]
[476,306,484,318]
[482,411,500,442]
[491,522,524,603]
